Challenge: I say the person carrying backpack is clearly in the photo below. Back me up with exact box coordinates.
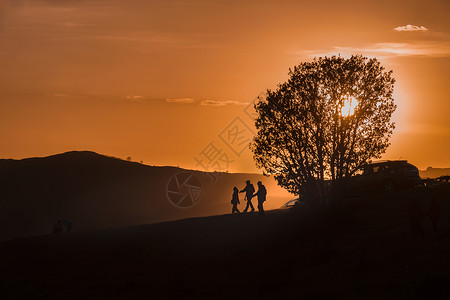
[253,181,267,216]
[239,180,255,213]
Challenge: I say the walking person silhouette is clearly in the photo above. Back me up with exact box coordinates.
[231,187,240,214]
[253,181,267,215]
[240,180,255,213]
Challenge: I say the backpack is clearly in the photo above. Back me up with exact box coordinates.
[249,184,255,195]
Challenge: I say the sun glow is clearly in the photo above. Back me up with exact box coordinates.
[340,96,359,117]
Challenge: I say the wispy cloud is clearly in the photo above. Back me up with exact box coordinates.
[125,95,145,102]
[343,42,450,57]
[166,98,195,104]
[89,34,190,45]
[200,100,249,106]
[39,21,94,28]
[293,26,450,59]
[164,98,249,106]
[297,40,450,59]
[394,25,428,32]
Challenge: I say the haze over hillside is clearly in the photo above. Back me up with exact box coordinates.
[0,151,291,240]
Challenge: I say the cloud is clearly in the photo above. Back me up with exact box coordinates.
[394,25,428,32]
[200,100,249,106]
[125,95,145,102]
[166,98,195,104]
[343,42,450,57]
[164,98,249,106]
[39,21,93,28]
[297,41,450,59]
[89,34,189,45]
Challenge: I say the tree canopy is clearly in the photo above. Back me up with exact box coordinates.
[251,55,396,196]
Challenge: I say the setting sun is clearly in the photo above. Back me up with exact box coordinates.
[340,96,359,117]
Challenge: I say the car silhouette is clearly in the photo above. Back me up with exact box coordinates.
[436,175,450,184]
[335,160,422,196]
[425,175,450,187]
[281,197,305,209]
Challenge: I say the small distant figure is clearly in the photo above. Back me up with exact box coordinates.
[231,187,240,214]
[429,195,441,232]
[240,180,255,213]
[253,181,267,216]
[408,198,424,237]
[52,219,73,234]
[52,220,63,234]
[60,219,73,232]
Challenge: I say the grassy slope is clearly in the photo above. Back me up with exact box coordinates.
[1,185,450,299]
[0,151,291,240]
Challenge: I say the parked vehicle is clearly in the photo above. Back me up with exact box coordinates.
[436,175,450,184]
[335,160,422,196]
[281,197,305,209]
[425,175,450,187]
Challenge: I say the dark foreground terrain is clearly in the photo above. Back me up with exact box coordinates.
[1,185,450,299]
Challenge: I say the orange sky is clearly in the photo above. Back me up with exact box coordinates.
[1,0,449,172]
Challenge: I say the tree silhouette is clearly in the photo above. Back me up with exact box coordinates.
[251,55,396,198]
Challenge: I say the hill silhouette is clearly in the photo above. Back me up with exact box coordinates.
[420,167,450,179]
[0,151,291,240]
[1,184,449,299]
